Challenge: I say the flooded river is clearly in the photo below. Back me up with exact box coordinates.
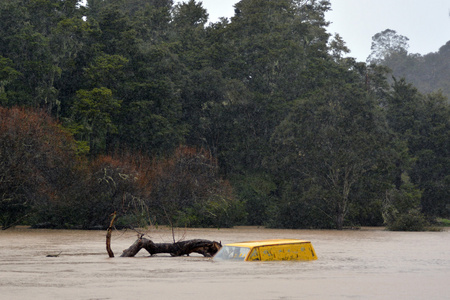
[1,226,449,299]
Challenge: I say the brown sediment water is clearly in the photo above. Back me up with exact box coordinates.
[0,226,449,299]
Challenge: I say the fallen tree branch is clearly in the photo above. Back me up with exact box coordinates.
[1,214,29,230]
[120,238,222,258]
[106,212,117,258]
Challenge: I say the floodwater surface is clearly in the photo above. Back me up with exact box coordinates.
[0,226,449,299]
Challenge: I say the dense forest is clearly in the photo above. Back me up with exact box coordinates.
[0,0,449,230]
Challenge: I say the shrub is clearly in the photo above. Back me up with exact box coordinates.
[383,183,428,231]
[385,208,428,231]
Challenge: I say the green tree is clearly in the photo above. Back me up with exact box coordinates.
[387,79,450,219]
[116,42,187,155]
[84,53,129,90]
[53,16,96,118]
[0,0,85,113]
[70,87,121,155]
[3,24,60,110]
[271,82,391,229]
[367,29,409,64]
[201,0,332,174]
[382,182,427,231]
[0,56,22,105]
[410,93,450,217]
[92,2,139,56]
[172,0,208,29]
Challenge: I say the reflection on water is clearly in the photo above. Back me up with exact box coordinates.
[0,226,449,299]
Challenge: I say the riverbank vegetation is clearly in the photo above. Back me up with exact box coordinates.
[1,0,449,231]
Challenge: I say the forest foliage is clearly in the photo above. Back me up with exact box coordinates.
[0,0,449,230]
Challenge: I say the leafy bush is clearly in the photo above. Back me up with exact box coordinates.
[385,208,428,231]
[383,183,428,231]
[436,218,450,227]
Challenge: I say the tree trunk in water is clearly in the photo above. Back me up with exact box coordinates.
[106,212,117,258]
[120,238,222,258]
[336,214,344,230]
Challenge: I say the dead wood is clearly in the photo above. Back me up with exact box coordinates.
[106,212,117,258]
[120,238,222,258]
[46,251,62,257]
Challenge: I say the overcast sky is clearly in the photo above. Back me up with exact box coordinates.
[181,0,450,62]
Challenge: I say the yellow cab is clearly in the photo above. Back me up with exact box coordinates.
[213,239,317,261]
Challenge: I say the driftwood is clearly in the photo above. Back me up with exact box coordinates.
[106,212,117,258]
[105,212,221,258]
[120,237,222,258]
[46,251,62,257]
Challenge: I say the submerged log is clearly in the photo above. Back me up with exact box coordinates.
[120,238,222,258]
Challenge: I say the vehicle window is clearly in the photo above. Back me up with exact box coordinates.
[213,246,250,261]
[247,248,260,261]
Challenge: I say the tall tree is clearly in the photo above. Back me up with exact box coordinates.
[367,29,409,64]
[0,56,22,105]
[271,80,391,229]
[201,0,332,174]
[0,0,86,114]
[115,42,187,155]
[387,80,450,217]
[387,79,450,218]
[70,87,121,155]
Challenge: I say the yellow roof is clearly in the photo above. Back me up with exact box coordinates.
[225,239,311,248]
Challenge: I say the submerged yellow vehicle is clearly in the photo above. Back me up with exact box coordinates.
[213,239,317,261]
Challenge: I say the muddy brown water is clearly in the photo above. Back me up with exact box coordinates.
[1,226,449,300]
